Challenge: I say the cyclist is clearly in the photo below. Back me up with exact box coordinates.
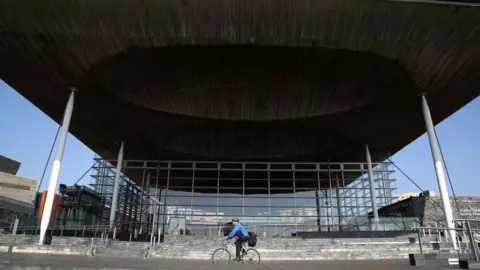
[225,217,249,262]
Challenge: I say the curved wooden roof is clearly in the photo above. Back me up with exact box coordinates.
[1,0,479,162]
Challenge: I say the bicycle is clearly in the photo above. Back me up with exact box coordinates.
[212,239,261,265]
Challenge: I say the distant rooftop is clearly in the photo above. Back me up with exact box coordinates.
[0,155,20,175]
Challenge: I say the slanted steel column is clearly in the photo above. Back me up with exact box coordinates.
[8,218,19,252]
[39,89,75,245]
[109,141,124,231]
[315,190,321,232]
[336,175,343,231]
[366,145,379,230]
[122,182,130,232]
[421,95,457,249]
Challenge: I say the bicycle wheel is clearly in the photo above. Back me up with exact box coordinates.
[212,248,231,264]
[242,248,260,265]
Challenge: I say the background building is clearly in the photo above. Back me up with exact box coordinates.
[0,155,21,175]
[377,193,480,227]
[0,155,36,205]
[395,191,436,202]
[0,154,37,230]
[0,172,36,205]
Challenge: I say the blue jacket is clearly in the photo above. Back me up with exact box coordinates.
[228,223,248,239]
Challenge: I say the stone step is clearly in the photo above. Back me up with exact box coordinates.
[106,246,442,253]
[0,235,450,245]
[161,244,458,251]
[103,246,448,253]
[90,248,422,260]
[160,240,452,245]
[161,240,449,245]
[0,244,88,255]
[165,236,419,241]
[161,238,452,246]
[89,241,451,261]
[0,235,90,246]
[0,234,463,261]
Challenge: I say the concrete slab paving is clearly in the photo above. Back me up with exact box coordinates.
[0,253,460,270]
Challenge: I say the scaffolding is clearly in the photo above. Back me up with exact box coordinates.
[89,159,397,239]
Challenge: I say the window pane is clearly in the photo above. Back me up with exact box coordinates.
[218,205,243,217]
[244,187,269,195]
[294,171,318,181]
[270,171,294,180]
[295,197,317,209]
[270,179,293,189]
[218,193,242,206]
[193,187,218,193]
[219,179,243,188]
[180,206,219,225]
[218,193,243,217]
[191,194,217,206]
[244,195,269,216]
[270,194,295,216]
[295,189,317,198]
[245,180,268,188]
[295,179,319,189]
[167,188,192,197]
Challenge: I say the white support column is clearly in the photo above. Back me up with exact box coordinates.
[39,89,75,245]
[421,95,458,249]
[109,141,125,231]
[366,145,379,230]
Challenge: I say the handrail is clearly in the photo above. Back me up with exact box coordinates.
[412,224,480,261]
[452,219,480,261]
[412,220,422,227]
[453,219,480,223]
[0,216,420,237]
[0,224,105,230]
[411,226,480,232]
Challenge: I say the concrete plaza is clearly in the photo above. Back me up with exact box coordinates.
[0,253,458,270]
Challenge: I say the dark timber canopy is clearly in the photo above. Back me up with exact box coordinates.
[1,0,479,165]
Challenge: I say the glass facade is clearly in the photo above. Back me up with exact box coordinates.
[90,159,397,238]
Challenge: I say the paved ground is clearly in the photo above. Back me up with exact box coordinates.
[0,253,459,270]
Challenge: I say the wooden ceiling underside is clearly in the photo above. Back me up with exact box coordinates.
[0,0,479,164]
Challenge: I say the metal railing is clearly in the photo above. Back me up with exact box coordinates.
[0,223,113,239]
[171,217,419,238]
[411,218,480,261]
[0,216,420,238]
[454,219,480,261]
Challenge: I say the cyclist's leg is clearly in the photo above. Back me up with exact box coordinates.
[234,238,242,259]
[242,242,248,255]
[240,238,249,255]
[235,237,249,259]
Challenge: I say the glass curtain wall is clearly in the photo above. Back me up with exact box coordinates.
[90,160,397,238]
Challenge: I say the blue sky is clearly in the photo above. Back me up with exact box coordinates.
[0,79,479,195]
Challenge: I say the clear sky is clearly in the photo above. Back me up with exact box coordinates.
[0,79,479,196]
